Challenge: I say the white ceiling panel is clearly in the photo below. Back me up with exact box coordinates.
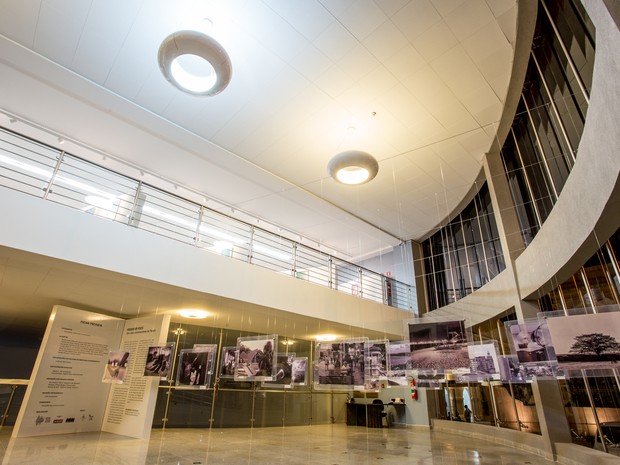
[0,0,517,261]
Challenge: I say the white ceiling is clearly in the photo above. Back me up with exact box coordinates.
[0,0,517,262]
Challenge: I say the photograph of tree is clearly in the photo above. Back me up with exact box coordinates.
[546,312,620,370]
[315,340,366,387]
[234,335,278,381]
[408,320,470,371]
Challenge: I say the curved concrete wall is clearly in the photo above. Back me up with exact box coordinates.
[428,0,620,321]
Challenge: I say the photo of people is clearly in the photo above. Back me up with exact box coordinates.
[506,319,555,364]
[219,346,238,379]
[102,350,129,384]
[176,346,216,387]
[144,344,174,379]
[292,357,307,386]
[315,340,366,387]
[262,353,295,387]
[234,335,278,381]
[546,312,620,371]
[408,320,470,371]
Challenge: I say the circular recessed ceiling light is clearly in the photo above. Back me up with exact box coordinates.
[327,150,379,185]
[158,30,232,97]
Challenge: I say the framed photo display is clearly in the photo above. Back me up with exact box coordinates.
[102,350,130,384]
[262,353,296,388]
[144,343,174,380]
[292,357,308,386]
[408,320,470,371]
[176,345,217,388]
[314,339,366,389]
[219,346,238,379]
[234,335,278,381]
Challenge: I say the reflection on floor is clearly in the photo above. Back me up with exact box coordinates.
[0,424,556,465]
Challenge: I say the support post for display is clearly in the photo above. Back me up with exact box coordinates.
[582,369,607,453]
[162,327,184,431]
[0,385,19,430]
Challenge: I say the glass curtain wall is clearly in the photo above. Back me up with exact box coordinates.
[500,0,595,247]
[418,183,505,312]
[150,323,346,429]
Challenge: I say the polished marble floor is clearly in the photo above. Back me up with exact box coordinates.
[0,424,556,465]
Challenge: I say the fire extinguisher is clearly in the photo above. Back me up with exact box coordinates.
[410,377,417,400]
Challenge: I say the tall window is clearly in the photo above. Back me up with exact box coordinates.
[419,184,505,311]
[501,0,595,246]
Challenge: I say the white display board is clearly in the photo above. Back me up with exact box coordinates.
[101,314,170,439]
[12,306,124,437]
[13,306,171,440]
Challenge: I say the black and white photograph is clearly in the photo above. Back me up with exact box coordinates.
[262,353,295,388]
[235,335,278,381]
[219,346,238,379]
[365,340,388,389]
[315,340,366,387]
[520,362,556,379]
[498,355,527,383]
[176,346,216,387]
[144,344,174,379]
[387,341,411,385]
[467,342,500,379]
[408,320,470,371]
[292,357,308,386]
[546,312,620,370]
[416,371,445,389]
[506,319,555,364]
[102,350,129,384]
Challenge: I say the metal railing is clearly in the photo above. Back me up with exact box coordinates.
[0,126,417,312]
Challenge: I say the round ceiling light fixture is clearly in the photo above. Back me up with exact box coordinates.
[327,150,379,185]
[158,30,232,97]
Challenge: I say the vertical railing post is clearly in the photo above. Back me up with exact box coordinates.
[328,257,333,289]
[358,268,363,298]
[127,181,143,227]
[194,205,205,246]
[247,226,255,264]
[43,151,65,200]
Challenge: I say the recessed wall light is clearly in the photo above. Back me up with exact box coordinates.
[327,150,379,185]
[158,30,232,97]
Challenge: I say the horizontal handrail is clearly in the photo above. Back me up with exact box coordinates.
[0,126,417,313]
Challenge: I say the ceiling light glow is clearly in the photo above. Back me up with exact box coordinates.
[178,309,210,319]
[171,54,217,93]
[315,334,337,341]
